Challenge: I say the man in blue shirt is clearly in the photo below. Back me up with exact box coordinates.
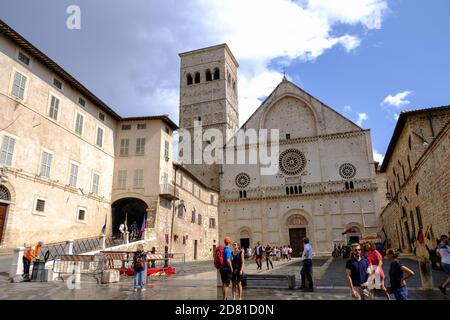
[220,237,233,300]
[345,243,372,300]
[300,237,314,291]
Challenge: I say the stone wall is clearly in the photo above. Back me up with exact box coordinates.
[380,119,450,251]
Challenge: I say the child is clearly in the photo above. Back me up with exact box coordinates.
[385,248,415,300]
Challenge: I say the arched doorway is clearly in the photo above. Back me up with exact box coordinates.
[111,198,147,239]
[239,227,251,251]
[0,185,11,244]
[286,213,309,257]
[343,224,362,245]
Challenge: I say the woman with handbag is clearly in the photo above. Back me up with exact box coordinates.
[231,242,245,300]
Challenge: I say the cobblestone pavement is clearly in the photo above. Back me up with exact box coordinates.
[0,257,447,300]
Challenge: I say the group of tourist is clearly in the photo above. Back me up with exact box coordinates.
[251,242,293,270]
[119,221,142,241]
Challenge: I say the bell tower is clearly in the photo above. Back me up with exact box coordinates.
[178,44,239,190]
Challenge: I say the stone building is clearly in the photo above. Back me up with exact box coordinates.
[0,20,218,260]
[178,44,239,190]
[218,78,380,256]
[379,106,450,252]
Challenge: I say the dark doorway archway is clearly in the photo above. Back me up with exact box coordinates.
[111,198,147,238]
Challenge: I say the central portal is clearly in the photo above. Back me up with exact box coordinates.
[289,228,306,257]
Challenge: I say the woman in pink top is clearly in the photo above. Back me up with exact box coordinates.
[365,242,390,299]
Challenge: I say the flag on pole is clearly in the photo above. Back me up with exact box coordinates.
[124,212,128,232]
[425,224,432,240]
[141,212,147,233]
[418,228,424,244]
[101,214,107,235]
[410,229,416,244]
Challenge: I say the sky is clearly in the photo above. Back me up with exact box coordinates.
[1,0,449,163]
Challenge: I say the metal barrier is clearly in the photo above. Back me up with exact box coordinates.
[72,237,103,254]
[52,254,105,282]
[41,242,67,261]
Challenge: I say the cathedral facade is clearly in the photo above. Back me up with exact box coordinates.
[178,44,380,256]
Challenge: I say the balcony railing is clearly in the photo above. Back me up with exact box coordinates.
[159,183,179,200]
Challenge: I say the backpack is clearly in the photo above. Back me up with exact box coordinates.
[214,245,225,269]
[135,253,145,271]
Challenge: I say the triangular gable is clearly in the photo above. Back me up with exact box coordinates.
[229,79,362,145]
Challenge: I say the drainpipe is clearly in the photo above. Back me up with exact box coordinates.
[169,167,177,254]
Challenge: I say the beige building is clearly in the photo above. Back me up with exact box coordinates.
[379,106,450,252]
[218,78,380,256]
[0,20,218,260]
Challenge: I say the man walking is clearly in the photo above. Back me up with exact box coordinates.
[219,237,233,300]
[345,243,372,300]
[300,237,314,291]
[254,242,263,270]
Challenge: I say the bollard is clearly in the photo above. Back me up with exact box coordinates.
[9,247,25,279]
[287,274,296,289]
[418,259,433,289]
[64,240,74,255]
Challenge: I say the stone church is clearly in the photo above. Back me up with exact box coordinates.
[178,44,380,256]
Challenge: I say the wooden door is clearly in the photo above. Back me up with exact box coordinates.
[289,228,306,257]
[0,204,7,243]
[194,240,198,260]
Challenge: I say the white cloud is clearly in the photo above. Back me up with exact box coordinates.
[373,149,384,163]
[394,113,399,121]
[197,0,389,124]
[356,112,368,126]
[382,91,413,107]
[344,105,352,112]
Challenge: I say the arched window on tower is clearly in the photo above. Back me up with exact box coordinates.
[232,80,236,91]
[350,181,354,189]
[239,191,242,198]
[194,72,200,84]
[286,187,289,195]
[213,68,220,80]
[299,186,303,194]
[205,69,212,82]
[243,191,247,198]
[345,182,349,190]
[186,73,193,85]
[294,186,298,194]
[290,186,294,195]
[227,72,231,85]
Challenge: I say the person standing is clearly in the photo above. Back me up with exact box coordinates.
[247,247,252,260]
[255,242,263,270]
[119,223,125,239]
[133,244,147,292]
[385,248,415,300]
[130,221,138,240]
[22,241,44,281]
[345,243,372,300]
[365,242,390,299]
[437,235,450,295]
[338,244,342,257]
[288,245,293,260]
[265,244,273,269]
[300,237,314,291]
[219,237,233,300]
[231,242,245,300]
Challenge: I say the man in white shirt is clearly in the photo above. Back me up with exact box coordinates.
[300,237,314,291]
[437,234,450,295]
